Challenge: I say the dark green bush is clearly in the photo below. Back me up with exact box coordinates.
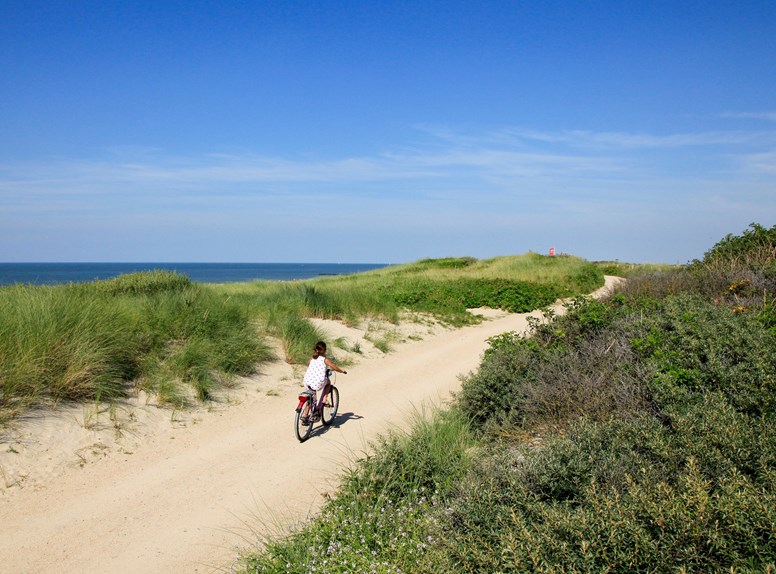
[411,256,478,270]
[693,222,776,271]
[448,258,776,572]
[433,411,776,573]
[633,294,776,418]
[456,334,542,429]
[458,299,653,433]
[391,278,565,315]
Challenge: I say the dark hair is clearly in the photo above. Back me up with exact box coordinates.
[314,341,327,353]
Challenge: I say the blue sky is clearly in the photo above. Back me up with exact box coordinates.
[1,1,775,264]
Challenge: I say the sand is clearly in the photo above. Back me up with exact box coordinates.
[0,277,622,573]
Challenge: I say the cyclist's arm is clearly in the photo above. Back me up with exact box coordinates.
[324,358,347,374]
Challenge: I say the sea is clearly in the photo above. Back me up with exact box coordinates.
[0,262,391,286]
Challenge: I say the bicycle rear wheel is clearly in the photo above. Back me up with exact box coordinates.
[321,385,339,426]
[294,398,313,442]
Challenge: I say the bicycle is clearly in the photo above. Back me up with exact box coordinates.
[294,369,340,442]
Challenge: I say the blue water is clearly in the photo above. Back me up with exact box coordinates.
[0,262,390,286]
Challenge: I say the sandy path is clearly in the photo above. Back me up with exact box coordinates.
[0,278,620,574]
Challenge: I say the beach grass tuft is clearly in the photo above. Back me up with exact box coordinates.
[0,272,271,420]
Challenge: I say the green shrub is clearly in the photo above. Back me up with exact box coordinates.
[432,413,776,573]
[633,294,776,417]
[694,222,776,271]
[391,278,565,315]
[458,300,652,433]
[456,335,541,429]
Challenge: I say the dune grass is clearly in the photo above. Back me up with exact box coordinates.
[0,284,139,418]
[0,272,273,420]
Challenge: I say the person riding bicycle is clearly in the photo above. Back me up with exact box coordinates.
[302,341,347,420]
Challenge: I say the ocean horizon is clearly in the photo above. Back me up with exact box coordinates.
[0,262,391,286]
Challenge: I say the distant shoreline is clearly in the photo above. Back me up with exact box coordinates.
[0,262,391,286]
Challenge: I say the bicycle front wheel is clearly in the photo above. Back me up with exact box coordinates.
[294,398,313,442]
[321,385,339,426]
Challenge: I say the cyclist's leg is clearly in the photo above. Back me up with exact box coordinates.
[301,387,314,421]
[317,379,331,409]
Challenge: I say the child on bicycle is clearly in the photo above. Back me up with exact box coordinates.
[302,341,347,420]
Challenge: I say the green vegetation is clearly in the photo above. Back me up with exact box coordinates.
[237,224,775,573]
[0,272,272,420]
[385,254,602,320]
[693,222,776,271]
[221,253,602,329]
[243,408,476,573]
[594,260,681,277]
[0,253,601,422]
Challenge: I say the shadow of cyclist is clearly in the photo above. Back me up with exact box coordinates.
[309,412,363,438]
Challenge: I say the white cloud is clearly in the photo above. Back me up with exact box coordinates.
[1,124,775,263]
[741,150,776,173]
[468,127,776,150]
[721,111,776,122]
[0,139,628,211]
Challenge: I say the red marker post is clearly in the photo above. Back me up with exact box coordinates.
[549,247,556,256]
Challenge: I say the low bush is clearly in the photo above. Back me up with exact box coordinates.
[390,278,565,315]
[432,407,775,573]
[693,222,776,271]
[458,299,654,433]
[632,294,776,418]
[444,227,776,572]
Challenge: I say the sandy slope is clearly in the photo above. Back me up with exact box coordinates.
[0,278,621,574]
